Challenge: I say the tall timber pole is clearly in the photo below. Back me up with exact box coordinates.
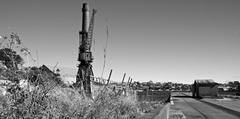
[76,3,96,98]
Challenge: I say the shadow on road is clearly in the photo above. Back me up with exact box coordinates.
[172,95,194,98]
[173,96,204,100]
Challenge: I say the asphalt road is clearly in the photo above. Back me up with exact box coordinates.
[170,96,239,119]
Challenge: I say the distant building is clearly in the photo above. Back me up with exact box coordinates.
[218,85,231,92]
[192,79,218,98]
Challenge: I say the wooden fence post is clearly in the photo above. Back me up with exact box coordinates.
[122,73,126,84]
[127,77,131,84]
[129,78,133,86]
[106,69,113,86]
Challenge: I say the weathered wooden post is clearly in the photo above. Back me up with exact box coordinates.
[122,73,126,84]
[127,77,131,84]
[106,69,113,86]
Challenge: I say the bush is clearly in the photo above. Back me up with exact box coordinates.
[0,79,141,119]
[0,33,148,118]
[47,86,139,119]
[0,70,57,118]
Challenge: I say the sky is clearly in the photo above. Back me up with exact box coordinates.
[0,0,240,84]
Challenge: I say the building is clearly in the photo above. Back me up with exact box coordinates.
[192,79,218,98]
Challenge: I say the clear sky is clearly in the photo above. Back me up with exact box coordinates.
[0,0,240,84]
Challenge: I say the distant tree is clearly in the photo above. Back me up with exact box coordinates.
[0,33,29,70]
[228,81,234,87]
[0,48,24,70]
[233,81,239,86]
[146,80,154,86]
[155,82,162,86]
[132,81,141,89]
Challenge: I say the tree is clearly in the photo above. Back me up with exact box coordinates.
[146,80,154,86]
[0,48,24,70]
[228,81,234,87]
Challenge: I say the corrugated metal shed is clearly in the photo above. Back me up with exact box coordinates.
[192,79,218,98]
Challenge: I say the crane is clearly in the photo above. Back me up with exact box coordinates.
[88,9,97,51]
[76,3,96,98]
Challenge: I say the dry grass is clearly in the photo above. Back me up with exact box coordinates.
[0,67,163,119]
[0,79,141,119]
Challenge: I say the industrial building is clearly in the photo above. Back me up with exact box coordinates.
[192,79,218,98]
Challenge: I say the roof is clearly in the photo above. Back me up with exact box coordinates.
[195,79,215,84]
[194,79,218,86]
[39,65,57,77]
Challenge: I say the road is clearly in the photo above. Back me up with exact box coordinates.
[170,96,239,119]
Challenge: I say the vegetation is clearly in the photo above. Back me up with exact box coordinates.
[0,33,161,118]
[0,48,23,70]
[132,80,192,91]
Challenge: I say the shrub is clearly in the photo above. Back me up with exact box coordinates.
[0,33,147,118]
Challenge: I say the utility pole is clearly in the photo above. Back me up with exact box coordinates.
[76,3,96,98]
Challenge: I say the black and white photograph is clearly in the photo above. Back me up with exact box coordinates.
[0,0,240,119]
